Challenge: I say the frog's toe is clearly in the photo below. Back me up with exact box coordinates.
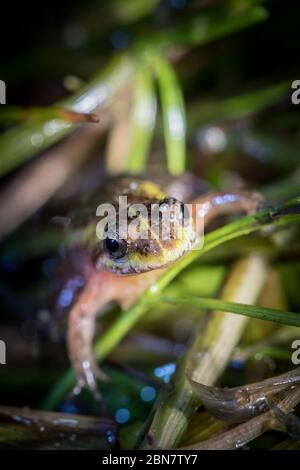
[72,359,108,400]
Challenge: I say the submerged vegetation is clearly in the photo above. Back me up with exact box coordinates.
[0,0,300,450]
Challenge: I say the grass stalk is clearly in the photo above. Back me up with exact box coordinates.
[139,254,268,449]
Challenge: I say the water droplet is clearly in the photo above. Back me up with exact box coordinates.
[150,284,158,294]
[73,87,107,113]
[154,362,176,383]
[43,119,64,136]
[58,287,73,308]
[30,133,44,147]
[115,408,130,424]
[106,430,115,445]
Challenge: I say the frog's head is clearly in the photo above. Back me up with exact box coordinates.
[92,189,197,275]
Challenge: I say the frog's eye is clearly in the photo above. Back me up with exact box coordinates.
[104,237,127,259]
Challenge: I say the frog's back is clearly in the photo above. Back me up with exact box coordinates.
[65,172,209,232]
[67,177,165,230]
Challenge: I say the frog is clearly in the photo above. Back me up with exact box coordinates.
[55,174,262,397]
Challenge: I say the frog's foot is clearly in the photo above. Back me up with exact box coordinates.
[68,309,109,398]
[241,191,265,215]
[71,355,108,400]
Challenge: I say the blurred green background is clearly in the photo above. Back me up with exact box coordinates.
[0,0,300,451]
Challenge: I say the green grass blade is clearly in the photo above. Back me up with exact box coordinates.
[190,81,289,126]
[126,65,157,173]
[140,3,268,50]
[162,296,300,328]
[148,51,186,175]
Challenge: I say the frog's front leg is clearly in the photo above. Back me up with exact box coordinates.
[67,267,161,397]
[67,269,113,398]
[193,190,263,226]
